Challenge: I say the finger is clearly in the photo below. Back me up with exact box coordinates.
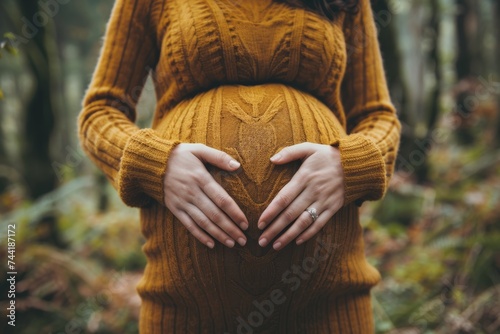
[295,209,333,246]
[270,142,316,165]
[201,180,249,231]
[258,175,305,230]
[272,204,321,250]
[192,189,247,246]
[175,209,215,249]
[258,191,311,247]
[186,203,236,248]
[193,144,241,172]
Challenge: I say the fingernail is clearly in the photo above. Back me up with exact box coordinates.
[259,238,268,247]
[240,222,248,230]
[296,239,304,245]
[273,242,282,250]
[229,160,240,168]
[270,154,281,162]
[237,237,246,246]
[207,241,214,249]
[258,221,265,230]
[225,239,235,248]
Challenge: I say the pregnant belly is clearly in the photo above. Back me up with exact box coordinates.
[155,83,345,245]
[142,84,358,316]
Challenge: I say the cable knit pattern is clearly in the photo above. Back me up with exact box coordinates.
[78,0,401,332]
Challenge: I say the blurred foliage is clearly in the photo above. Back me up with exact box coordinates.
[367,143,500,333]
[0,179,145,334]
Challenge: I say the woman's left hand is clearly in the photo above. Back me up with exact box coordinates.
[258,142,345,250]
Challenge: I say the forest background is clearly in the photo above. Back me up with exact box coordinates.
[0,0,499,333]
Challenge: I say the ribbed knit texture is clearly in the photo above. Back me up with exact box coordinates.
[78,0,401,332]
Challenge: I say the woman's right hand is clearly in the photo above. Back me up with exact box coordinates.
[163,143,248,249]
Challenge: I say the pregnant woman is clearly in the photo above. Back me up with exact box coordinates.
[78,0,401,332]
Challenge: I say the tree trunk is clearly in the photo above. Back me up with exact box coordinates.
[371,0,416,181]
[371,0,409,117]
[495,1,500,148]
[454,0,481,145]
[415,0,442,183]
[17,0,58,199]
[5,0,66,248]
[455,0,479,79]
[0,10,12,194]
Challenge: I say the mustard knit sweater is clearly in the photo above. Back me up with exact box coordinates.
[78,0,401,332]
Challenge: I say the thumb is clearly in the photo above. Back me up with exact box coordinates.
[270,142,314,164]
[193,145,241,171]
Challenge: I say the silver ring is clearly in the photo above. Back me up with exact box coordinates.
[305,207,318,223]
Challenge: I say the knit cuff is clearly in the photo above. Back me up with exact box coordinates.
[331,134,387,207]
[118,128,181,207]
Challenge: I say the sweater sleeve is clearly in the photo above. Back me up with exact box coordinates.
[78,0,181,208]
[334,0,401,207]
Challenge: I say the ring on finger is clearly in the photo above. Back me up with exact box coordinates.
[305,207,319,223]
